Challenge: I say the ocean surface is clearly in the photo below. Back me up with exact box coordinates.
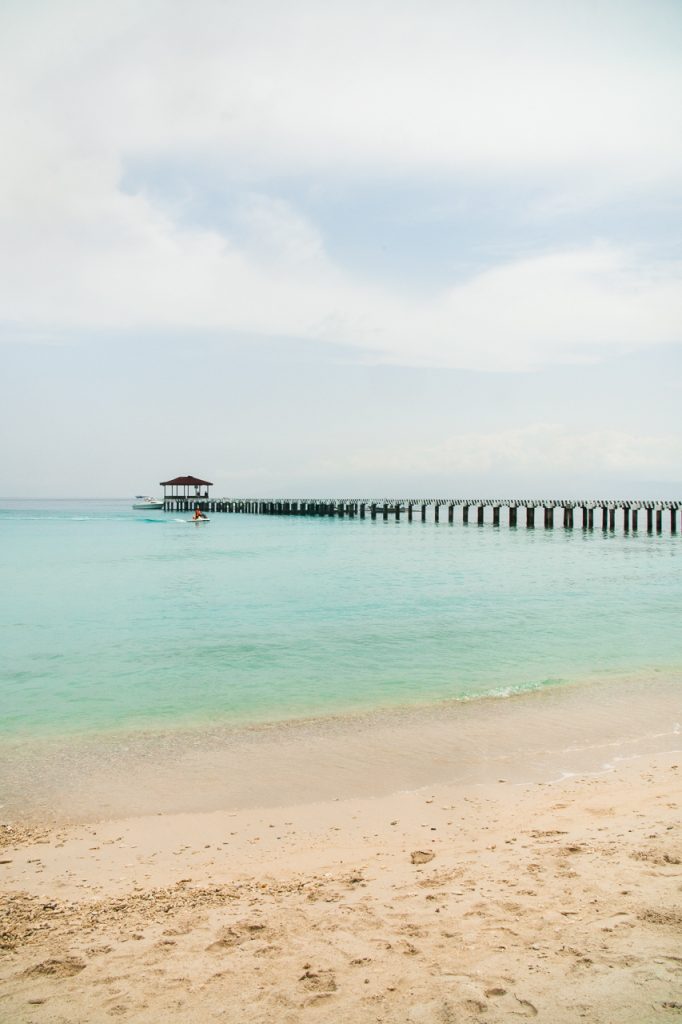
[2,497,681,822]
[2,497,681,741]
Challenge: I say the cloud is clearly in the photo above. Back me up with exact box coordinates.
[312,425,682,481]
[0,176,679,371]
[0,0,680,370]
[5,0,681,183]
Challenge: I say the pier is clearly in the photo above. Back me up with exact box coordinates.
[162,496,682,534]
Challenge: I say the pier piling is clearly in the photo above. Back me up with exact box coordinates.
[160,494,680,536]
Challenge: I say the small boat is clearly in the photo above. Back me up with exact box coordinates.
[132,496,164,510]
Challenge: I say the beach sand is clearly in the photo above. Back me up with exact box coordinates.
[1,747,681,1023]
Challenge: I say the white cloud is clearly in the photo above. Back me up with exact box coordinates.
[0,177,678,370]
[0,0,680,370]
[313,425,682,481]
[3,0,681,183]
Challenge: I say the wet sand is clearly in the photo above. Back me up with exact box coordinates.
[1,677,681,1022]
[1,669,680,824]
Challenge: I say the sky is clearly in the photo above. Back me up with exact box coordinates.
[1,0,681,498]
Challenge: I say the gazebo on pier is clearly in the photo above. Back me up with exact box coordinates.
[160,474,213,502]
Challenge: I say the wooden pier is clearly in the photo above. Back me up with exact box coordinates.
[162,497,682,534]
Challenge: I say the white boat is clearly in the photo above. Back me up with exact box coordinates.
[132,495,164,510]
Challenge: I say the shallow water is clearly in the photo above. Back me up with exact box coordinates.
[1,498,681,739]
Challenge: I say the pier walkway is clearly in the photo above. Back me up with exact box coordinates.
[163,497,682,533]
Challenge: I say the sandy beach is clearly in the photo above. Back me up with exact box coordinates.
[1,745,681,1023]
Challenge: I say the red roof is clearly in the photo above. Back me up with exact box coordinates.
[160,475,213,486]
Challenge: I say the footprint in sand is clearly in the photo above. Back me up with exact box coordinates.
[476,988,538,1018]
[410,850,435,865]
[206,920,268,951]
[514,997,539,1017]
[24,957,86,978]
[298,968,337,994]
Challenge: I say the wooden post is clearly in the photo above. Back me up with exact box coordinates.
[588,507,594,530]
[609,508,616,531]
[544,506,554,528]
[360,503,366,518]
[509,505,517,528]
[526,506,534,528]
[656,509,662,533]
[477,505,484,525]
[448,503,454,524]
[462,504,469,525]
[407,504,413,522]
[671,508,677,534]
[434,503,440,523]
[383,503,388,521]
[492,506,500,526]
[395,503,400,521]
[421,504,427,522]
[623,506,630,532]
[632,509,638,531]
[647,507,653,532]
[371,504,377,520]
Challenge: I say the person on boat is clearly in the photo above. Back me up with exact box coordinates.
[193,506,205,520]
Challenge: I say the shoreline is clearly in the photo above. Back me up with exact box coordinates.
[1,751,681,1023]
[1,668,680,826]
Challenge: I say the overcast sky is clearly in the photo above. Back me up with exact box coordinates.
[2,0,681,497]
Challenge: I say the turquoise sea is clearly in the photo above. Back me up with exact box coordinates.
[2,498,681,741]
